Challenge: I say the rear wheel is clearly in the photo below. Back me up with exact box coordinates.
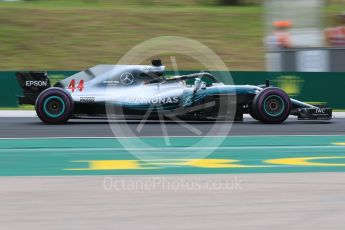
[35,87,74,124]
[251,87,291,124]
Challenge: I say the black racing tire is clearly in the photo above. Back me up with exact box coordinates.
[251,87,291,124]
[35,87,74,124]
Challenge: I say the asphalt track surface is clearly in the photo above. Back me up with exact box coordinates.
[0,116,343,138]
[1,174,345,230]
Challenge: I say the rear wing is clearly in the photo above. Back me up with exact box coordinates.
[16,72,51,105]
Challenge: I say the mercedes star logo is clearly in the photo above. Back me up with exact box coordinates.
[120,72,134,85]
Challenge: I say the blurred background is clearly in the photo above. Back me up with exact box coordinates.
[0,0,343,71]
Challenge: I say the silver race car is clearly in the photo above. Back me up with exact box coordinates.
[16,59,332,124]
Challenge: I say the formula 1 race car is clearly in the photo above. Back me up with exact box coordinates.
[16,59,332,124]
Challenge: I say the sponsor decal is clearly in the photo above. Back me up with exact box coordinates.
[143,66,164,72]
[80,97,95,103]
[25,80,48,87]
[182,95,193,107]
[103,80,119,85]
[127,96,179,104]
[315,108,326,114]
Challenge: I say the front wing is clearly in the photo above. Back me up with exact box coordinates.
[297,108,332,120]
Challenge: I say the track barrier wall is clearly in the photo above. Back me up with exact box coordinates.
[0,71,344,109]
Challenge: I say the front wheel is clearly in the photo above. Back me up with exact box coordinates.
[35,87,74,124]
[251,87,291,124]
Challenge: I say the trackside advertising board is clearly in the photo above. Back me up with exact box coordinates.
[0,71,344,109]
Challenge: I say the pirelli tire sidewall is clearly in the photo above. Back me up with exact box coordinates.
[35,87,74,124]
[252,87,291,124]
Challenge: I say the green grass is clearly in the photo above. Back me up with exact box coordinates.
[0,1,343,71]
[0,1,264,70]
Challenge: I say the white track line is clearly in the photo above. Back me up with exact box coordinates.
[0,134,345,140]
[0,110,345,118]
[0,145,345,152]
